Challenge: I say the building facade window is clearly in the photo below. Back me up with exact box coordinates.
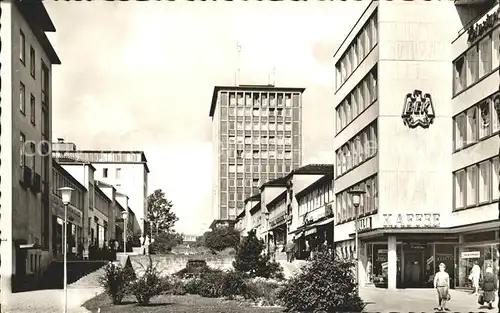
[335,9,378,89]
[30,94,36,125]
[30,46,36,78]
[335,175,378,224]
[453,25,499,95]
[20,30,26,64]
[20,133,26,167]
[20,82,26,114]
[453,156,500,211]
[453,92,500,151]
[336,66,378,134]
[336,120,377,177]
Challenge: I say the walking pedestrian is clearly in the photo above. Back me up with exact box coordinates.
[286,240,295,263]
[480,266,497,309]
[469,261,481,295]
[434,262,450,312]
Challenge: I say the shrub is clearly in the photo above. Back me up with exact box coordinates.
[98,262,135,305]
[233,229,284,280]
[196,270,246,298]
[149,232,184,254]
[277,251,365,312]
[129,256,165,305]
[184,278,202,294]
[243,277,282,306]
[166,277,187,295]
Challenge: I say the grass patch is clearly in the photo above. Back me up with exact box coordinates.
[83,292,283,313]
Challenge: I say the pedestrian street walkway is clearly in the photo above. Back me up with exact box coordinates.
[361,287,498,313]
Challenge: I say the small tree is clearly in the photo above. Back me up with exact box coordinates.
[98,262,136,305]
[130,256,164,305]
[204,227,240,252]
[147,189,178,237]
[278,251,365,312]
[233,229,284,279]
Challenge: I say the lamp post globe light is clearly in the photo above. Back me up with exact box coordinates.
[121,210,129,254]
[347,188,365,296]
[58,187,74,313]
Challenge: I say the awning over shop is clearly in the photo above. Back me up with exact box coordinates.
[305,228,317,236]
[289,216,334,237]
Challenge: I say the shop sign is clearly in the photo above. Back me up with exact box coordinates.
[52,194,83,225]
[467,6,500,43]
[356,216,372,231]
[269,213,286,228]
[383,213,440,228]
[461,251,480,259]
[404,242,426,250]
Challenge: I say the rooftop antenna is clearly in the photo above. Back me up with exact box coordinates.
[268,63,276,86]
[235,40,242,86]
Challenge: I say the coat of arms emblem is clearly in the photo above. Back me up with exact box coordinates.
[401,90,435,129]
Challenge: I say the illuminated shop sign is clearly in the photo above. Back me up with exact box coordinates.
[467,6,500,43]
[401,90,435,129]
[357,216,372,231]
[383,213,440,228]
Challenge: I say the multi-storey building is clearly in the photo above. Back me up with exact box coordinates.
[451,0,500,289]
[0,1,60,295]
[333,0,499,290]
[236,164,334,261]
[52,160,86,259]
[52,140,149,234]
[209,85,305,222]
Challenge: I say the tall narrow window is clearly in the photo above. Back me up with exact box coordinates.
[116,168,121,179]
[41,106,48,136]
[466,107,478,144]
[492,28,500,70]
[453,57,466,94]
[492,158,500,201]
[30,94,36,125]
[478,100,491,139]
[30,46,36,78]
[454,113,467,150]
[20,30,26,63]
[466,165,478,207]
[493,93,500,133]
[454,170,466,209]
[466,47,479,87]
[478,161,490,203]
[20,82,26,113]
[478,36,492,78]
[20,133,26,167]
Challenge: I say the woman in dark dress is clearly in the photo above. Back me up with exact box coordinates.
[481,267,498,309]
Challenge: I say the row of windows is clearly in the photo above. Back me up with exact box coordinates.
[52,169,85,209]
[19,80,49,134]
[95,193,110,216]
[60,151,143,163]
[227,135,294,145]
[336,120,378,177]
[221,107,296,118]
[454,156,499,210]
[453,92,500,151]
[19,30,36,79]
[227,150,295,161]
[221,178,261,190]
[336,67,378,134]
[221,189,260,203]
[335,175,378,224]
[335,10,378,89]
[298,182,334,217]
[227,163,293,173]
[453,26,500,95]
[220,92,300,108]
[222,121,298,132]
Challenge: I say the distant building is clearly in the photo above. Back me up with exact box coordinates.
[52,139,149,234]
[209,85,305,223]
[0,1,61,294]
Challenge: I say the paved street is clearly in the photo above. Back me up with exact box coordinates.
[3,285,102,313]
[361,287,498,313]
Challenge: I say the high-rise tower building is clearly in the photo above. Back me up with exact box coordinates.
[209,85,305,221]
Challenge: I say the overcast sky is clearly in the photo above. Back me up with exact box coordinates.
[45,1,366,235]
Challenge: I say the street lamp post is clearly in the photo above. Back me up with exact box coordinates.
[121,210,129,254]
[348,189,365,296]
[59,187,74,313]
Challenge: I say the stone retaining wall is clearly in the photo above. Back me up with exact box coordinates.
[129,254,234,276]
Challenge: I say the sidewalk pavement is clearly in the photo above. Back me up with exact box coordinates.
[361,287,498,313]
[3,286,102,313]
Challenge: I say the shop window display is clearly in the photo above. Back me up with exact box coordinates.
[457,244,498,288]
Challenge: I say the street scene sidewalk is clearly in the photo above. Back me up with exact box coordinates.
[361,287,498,313]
